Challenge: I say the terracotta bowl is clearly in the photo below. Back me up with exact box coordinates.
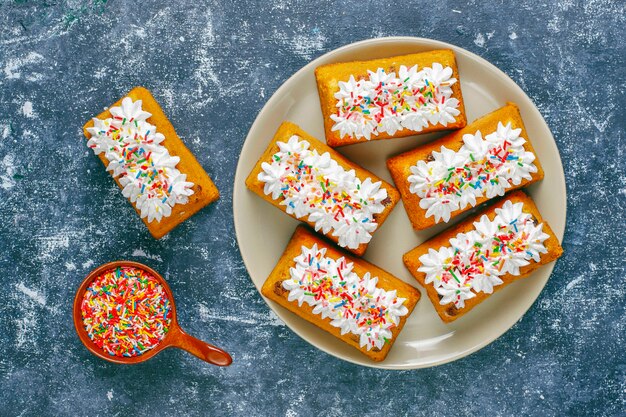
[73,260,232,366]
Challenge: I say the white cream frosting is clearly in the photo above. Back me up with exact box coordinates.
[257,135,388,250]
[417,200,549,308]
[87,97,194,222]
[283,244,409,350]
[330,63,460,141]
[407,121,538,223]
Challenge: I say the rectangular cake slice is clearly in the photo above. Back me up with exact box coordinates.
[403,190,563,323]
[83,86,219,239]
[387,103,544,231]
[262,226,421,362]
[245,121,400,257]
[315,49,467,147]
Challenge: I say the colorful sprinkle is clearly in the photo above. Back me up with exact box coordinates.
[80,266,172,357]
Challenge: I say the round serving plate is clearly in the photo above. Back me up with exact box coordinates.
[233,37,566,369]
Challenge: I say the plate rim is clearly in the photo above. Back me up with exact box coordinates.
[233,36,567,370]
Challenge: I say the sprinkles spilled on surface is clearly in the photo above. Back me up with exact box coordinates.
[80,266,172,357]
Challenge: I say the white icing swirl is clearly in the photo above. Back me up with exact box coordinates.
[407,121,538,223]
[417,200,549,308]
[283,244,409,350]
[87,97,194,223]
[330,63,460,141]
[257,135,387,250]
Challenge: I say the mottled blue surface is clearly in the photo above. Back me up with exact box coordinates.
[0,0,624,416]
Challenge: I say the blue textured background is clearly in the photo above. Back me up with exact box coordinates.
[1,1,624,415]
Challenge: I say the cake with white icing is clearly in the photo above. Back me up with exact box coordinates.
[262,226,420,361]
[83,86,219,239]
[315,50,467,147]
[387,103,544,231]
[403,191,563,322]
[245,121,400,256]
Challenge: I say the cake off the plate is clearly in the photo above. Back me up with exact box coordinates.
[83,86,219,239]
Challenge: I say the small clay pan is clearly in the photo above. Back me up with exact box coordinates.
[73,260,232,366]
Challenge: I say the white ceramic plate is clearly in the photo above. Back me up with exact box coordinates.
[233,37,566,369]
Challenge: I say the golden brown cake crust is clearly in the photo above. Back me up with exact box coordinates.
[262,225,421,362]
[245,121,400,257]
[403,190,562,323]
[83,86,219,239]
[314,49,467,147]
[387,103,545,231]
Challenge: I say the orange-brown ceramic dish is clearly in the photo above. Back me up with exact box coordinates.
[73,261,232,366]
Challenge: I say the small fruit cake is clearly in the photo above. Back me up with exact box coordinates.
[83,87,219,239]
[262,226,420,362]
[315,49,467,147]
[245,121,400,257]
[403,191,563,323]
[387,103,544,230]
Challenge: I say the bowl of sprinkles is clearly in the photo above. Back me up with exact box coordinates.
[73,261,232,366]
[81,265,171,358]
